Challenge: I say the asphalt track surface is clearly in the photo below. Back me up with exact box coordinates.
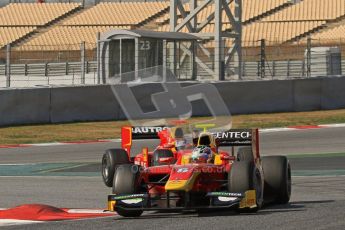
[0,127,345,229]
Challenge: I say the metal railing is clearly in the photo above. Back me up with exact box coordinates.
[0,61,96,76]
[1,38,345,87]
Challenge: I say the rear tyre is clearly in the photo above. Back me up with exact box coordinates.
[228,161,263,212]
[113,164,143,217]
[102,149,130,187]
[262,156,291,204]
[152,149,175,166]
[237,146,254,162]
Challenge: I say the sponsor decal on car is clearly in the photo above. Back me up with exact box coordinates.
[176,168,189,173]
[212,129,254,146]
[112,194,145,201]
[207,192,243,197]
[217,197,238,202]
[132,127,167,134]
[121,198,143,204]
[214,131,251,139]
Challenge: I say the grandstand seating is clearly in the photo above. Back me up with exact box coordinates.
[17,26,130,51]
[242,21,326,46]
[198,21,326,47]
[17,2,171,51]
[157,23,232,33]
[156,0,291,25]
[263,0,345,22]
[0,0,344,54]
[242,0,292,23]
[63,2,169,26]
[0,27,36,49]
[303,23,345,45]
[0,2,81,48]
[0,3,81,26]
[158,19,326,46]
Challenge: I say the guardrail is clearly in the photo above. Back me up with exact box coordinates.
[0,61,98,87]
[1,59,345,87]
[0,61,97,76]
[1,37,344,87]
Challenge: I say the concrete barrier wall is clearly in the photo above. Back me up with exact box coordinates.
[50,85,123,123]
[293,78,322,111]
[1,76,345,126]
[213,80,295,114]
[0,88,50,126]
[321,77,345,110]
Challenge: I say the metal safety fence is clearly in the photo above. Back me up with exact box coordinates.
[0,42,98,87]
[1,38,345,87]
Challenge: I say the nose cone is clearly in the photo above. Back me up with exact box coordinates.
[165,165,200,192]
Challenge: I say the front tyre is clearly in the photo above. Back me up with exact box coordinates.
[112,164,143,217]
[228,161,263,212]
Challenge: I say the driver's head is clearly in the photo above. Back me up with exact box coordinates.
[191,145,212,163]
[192,130,200,147]
[175,139,186,151]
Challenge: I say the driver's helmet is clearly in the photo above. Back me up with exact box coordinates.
[191,145,212,163]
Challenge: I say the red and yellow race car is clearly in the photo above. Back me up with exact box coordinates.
[101,125,291,217]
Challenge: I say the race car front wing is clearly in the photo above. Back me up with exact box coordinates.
[107,190,257,212]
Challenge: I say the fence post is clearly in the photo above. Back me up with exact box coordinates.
[287,59,291,78]
[96,32,101,84]
[257,61,260,78]
[260,39,266,78]
[24,63,28,76]
[6,44,11,87]
[306,37,311,78]
[163,40,167,81]
[81,41,85,84]
[242,61,245,78]
[65,62,68,75]
[45,62,49,85]
[86,61,89,74]
[272,60,276,79]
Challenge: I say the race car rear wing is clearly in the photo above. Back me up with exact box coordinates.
[213,129,260,158]
[121,126,167,156]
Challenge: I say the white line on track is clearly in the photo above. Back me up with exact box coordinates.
[293,175,345,178]
[259,127,295,133]
[28,143,68,147]
[0,175,99,178]
[319,123,345,128]
[0,219,42,227]
[99,139,119,142]
[67,209,108,214]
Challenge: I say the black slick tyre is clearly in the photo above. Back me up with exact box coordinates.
[262,156,291,204]
[102,149,129,187]
[237,146,254,162]
[228,161,263,212]
[112,164,143,217]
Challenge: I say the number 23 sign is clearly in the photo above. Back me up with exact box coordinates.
[139,41,151,50]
